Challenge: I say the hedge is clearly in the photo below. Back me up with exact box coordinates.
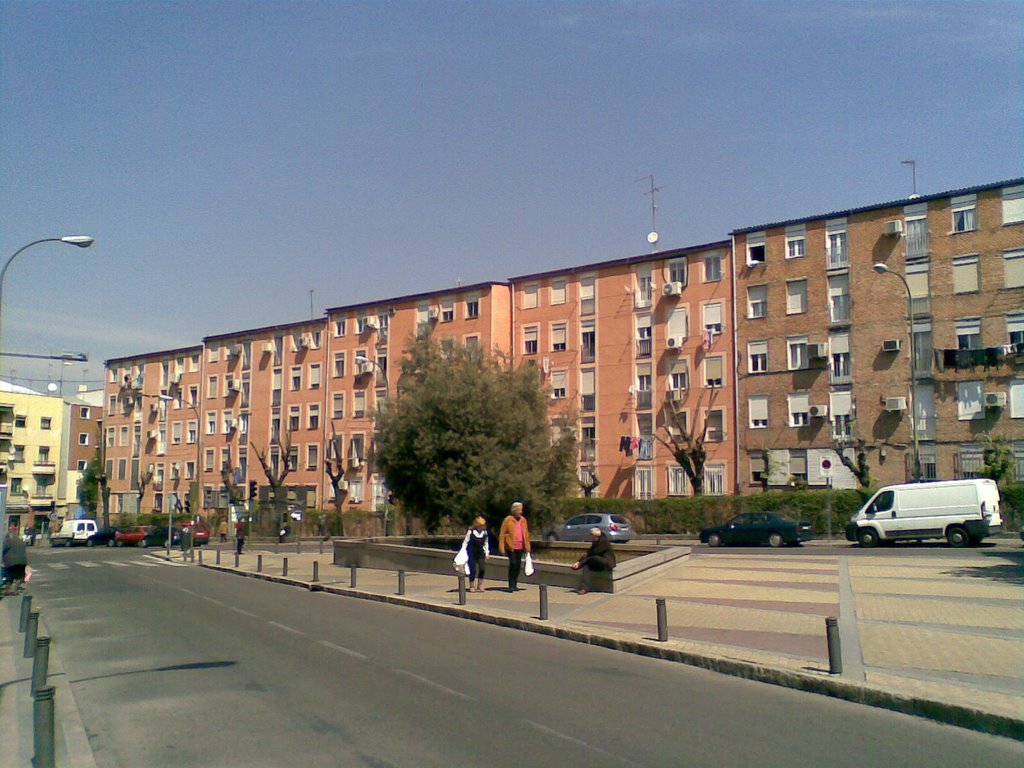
[555,482,1024,536]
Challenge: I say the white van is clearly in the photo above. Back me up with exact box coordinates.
[845,479,1002,548]
[50,519,98,547]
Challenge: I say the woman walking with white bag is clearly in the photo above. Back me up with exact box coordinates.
[458,517,490,592]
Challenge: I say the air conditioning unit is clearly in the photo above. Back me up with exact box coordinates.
[662,281,683,297]
[356,361,374,376]
[228,345,242,358]
[428,306,440,320]
[363,317,379,330]
[349,457,362,469]
[338,480,349,492]
[146,430,158,439]
[883,220,904,236]
[261,342,274,354]
[809,404,829,419]
[666,336,686,349]
[170,373,182,385]
[808,343,829,359]
[228,379,242,392]
[666,389,684,402]
[884,396,908,412]
[296,337,309,350]
[881,339,901,353]
[984,392,1007,409]
[225,418,235,431]
[150,403,160,413]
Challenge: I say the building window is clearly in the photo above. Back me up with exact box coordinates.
[40,417,52,430]
[667,466,689,496]
[952,255,980,294]
[581,322,596,363]
[826,219,847,267]
[748,341,768,373]
[551,370,567,399]
[1009,314,1024,347]
[905,208,930,260]
[580,276,595,315]
[332,393,345,419]
[749,396,768,429]
[785,224,805,259]
[703,302,723,335]
[550,279,566,305]
[703,465,725,496]
[523,326,538,355]
[745,233,766,266]
[703,251,723,281]
[830,333,851,383]
[668,258,688,285]
[634,466,653,500]
[705,410,725,442]
[290,367,302,391]
[441,300,454,322]
[307,444,319,471]
[309,364,321,390]
[580,369,596,411]
[789,450,808,483]
[1003,185,1024,225]
[308,404,320,430]
[747,285,767,319]
[206,412,216,435]
[957,380,984,420]
[636,316,652,358]
[523,283,538,309]
[288,406,300,432]
[749,450,766,485]
[1010,379,1024,419]
[788,393,810,427]
[334,318,346,337]
[955,318,982,350]
[353,391,366,419]
[1005,249,1024,289]
[787,337,809,370]
[704,356,724,388]
[786,279,808,314]
[551,323,567,352]
[635,268,653,308]
[951,194,977,233]
[78,432,89,446]
[670,360,689,392]
[466,297,480,319]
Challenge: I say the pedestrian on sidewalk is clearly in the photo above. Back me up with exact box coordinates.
[235,519,246,555]
[498,502,531,593]
[460,517,490,592]
[180,525,193,561]
[218,519,228,543]
[2,529,29,595]
[571,528,616,595]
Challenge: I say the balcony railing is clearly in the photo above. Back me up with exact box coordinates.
[828,294,851,324]
[581,345,595,364]
[905,231,930,260]
[0,422,13,437]
[31,462,56,475]
[909,296,930,319]
[825,248,849,270]
[634,290,653,309]
[580,443,596,462]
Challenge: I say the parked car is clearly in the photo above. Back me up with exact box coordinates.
[545,512,632,543]
[700,512,813,548]
[185,523,210,546]
[116,526,151,547]
[86,526,120,548]
[139,526,181,548]
[50,519,98,547]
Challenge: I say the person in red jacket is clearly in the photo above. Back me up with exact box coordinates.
[498,502,531,592]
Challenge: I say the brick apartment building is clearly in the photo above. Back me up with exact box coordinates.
[100,176,1023,521]
[733,178,1024,492]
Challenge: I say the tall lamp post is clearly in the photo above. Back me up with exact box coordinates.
[873,263,921,481]
[0,237,93,536]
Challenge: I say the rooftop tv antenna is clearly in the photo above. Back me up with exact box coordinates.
[901,159,918,197]
[637,175,663,249]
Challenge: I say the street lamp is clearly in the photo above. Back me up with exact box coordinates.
[0,237,94,357]
[873,263,921,481]
[159,394,202,556]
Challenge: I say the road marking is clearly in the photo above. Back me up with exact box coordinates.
[318,640,368,660]
[268,621,304,636]
[178,588,198,597]
[522,719,641,767]
[133,561,161,567]
[102,561,131,567]
[393,670,473,701]
[49,563,70,570]
[201,596,225,607]
[77,562,101,568]
[229,607,258,618]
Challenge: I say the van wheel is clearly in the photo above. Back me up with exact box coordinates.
[86,539,95,548]
[946,526,969,548]
[708,533,722,548]
[768,532,784,548]
[857,529,879,548]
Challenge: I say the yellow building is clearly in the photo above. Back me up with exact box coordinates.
[1,382,67,534]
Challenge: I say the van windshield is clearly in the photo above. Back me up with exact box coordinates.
[870,491,894,514]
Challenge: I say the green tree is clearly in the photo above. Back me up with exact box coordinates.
[373,335,577,532]
[980,435,1014,484]
[78,451,102,514]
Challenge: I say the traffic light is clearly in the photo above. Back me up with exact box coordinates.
[184,498,191,515]
[249,481,258,500]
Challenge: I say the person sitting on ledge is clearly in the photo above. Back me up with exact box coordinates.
[571,527,616,595]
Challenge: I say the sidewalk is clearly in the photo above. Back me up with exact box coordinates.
[196,541,1023,740]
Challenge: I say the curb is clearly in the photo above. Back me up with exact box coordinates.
[201,562,1024,741]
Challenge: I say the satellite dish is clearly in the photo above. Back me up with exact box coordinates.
[647,231,659,245]
[47,383,58,393]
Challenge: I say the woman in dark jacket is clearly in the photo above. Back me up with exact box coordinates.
[571,527,616,594]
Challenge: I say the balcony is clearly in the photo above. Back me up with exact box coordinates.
[905,231,930,260]
[826,247,848,271]
[32,462,56,475]
[635,338,652,358]
[828,294,851,325]
[0,421,12,437]
[634,289,653,309]
[580,443,596,463]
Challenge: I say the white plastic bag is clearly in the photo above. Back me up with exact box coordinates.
[453,548,469,575]
[524,552,535,576]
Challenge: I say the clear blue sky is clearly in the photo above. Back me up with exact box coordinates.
[2,0,1020,396]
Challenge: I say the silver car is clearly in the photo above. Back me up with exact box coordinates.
[545,512,632,543]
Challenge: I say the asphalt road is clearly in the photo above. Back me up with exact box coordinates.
[25,545,1024,768]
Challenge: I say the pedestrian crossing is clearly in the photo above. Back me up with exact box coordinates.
[30,558,182,572]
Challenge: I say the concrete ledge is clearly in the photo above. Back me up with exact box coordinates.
[200,561,1023,741]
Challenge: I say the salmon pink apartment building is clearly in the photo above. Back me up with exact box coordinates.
[101,177,1023,521]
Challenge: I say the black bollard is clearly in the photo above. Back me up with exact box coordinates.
[539,584,549,621]
[33,685,56,768]
[24,610,39,658]
[398,570,406,595]
[826,616,843,675]
[216,548,222,565]
[234,552,240,568]
[313,561,319,582]
[656,598,668,642]
[319,539,324,556]
[20,594,33,632]
[257,554,263,573]
[32,636,51,692]
[350,564,357,588]
[198,548,204,565]
[283,557,289,577]
[457,575,467,605]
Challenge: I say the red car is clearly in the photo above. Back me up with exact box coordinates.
[116,526,151,547]
[184,523,210,546]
